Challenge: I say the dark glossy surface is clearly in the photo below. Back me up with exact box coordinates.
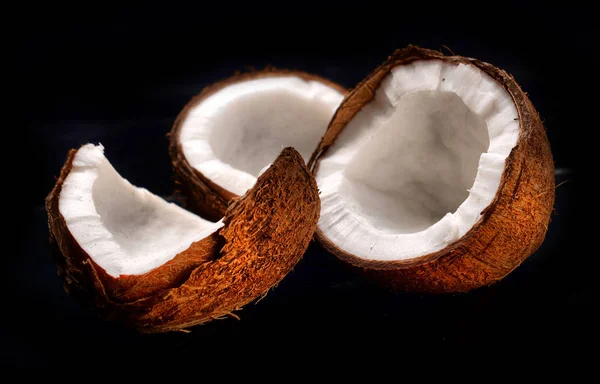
[11,3,586,376]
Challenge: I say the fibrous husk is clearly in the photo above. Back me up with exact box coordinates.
[46,147,319,332]
[309,45,555,293]
[169,68,345,221]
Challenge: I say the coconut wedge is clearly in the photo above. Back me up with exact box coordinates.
[309,46,555,293]
[46,144,319,333]
[169,70,345,220]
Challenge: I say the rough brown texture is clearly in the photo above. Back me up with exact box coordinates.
[310,45,555,293]
[169,69,345,221]
[46,146,320,332]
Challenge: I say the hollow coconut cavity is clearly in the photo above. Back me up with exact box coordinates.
[47,144,320,332]
[170,70,345,220]
[310,46,554,293]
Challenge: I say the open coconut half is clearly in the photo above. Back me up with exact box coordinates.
[309,46,555,293]
[169,70,345,220]
[46,144,319,333]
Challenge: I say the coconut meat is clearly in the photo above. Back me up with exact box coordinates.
[59,144,223,277]
[317,60,519,261]
[179,76,344,196]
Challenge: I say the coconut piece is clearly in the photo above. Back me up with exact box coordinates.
[310,45,554,293]
[169,69,345,220]
[46,144,319,333]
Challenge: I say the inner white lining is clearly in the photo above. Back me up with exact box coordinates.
[59,144,223,277]
[316,60,519,261]
[179,76,344,195]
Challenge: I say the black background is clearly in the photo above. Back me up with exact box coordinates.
[10,2,590,376]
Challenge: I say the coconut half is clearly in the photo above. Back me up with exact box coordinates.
[309,46,555,293]
[169,69,345,220]
[46,144,319,332]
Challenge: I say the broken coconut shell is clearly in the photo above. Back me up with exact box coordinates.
[46,146,319,333]
[309,45,555,293]
[169,69,345,221]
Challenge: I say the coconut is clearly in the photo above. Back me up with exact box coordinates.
[169,69,345,220]
[46,144,319,333]
[309,45,555,293]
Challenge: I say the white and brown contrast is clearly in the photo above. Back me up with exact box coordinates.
[308,46,554,293]
[46,144,320,332]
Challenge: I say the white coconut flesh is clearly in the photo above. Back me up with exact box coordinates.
[58,144,223,277]
[179,76,344,196]
[316,60,519,261]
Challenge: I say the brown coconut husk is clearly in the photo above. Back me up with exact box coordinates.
[46,146,320,332]
[309,45,555,293]
[169,69,345,221]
